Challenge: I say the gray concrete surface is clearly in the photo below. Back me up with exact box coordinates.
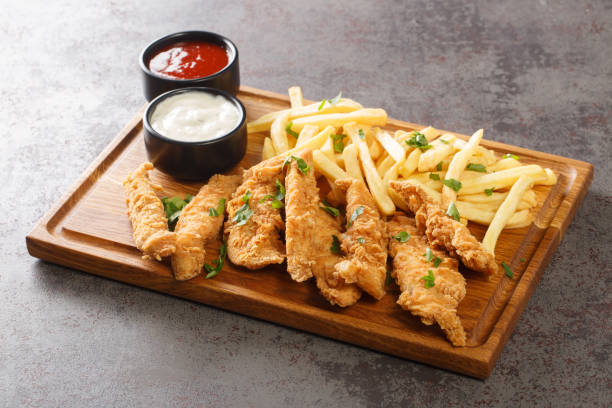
[1,0,611,406]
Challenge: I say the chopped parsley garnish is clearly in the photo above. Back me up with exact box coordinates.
[502,261,513,278]
[320,198,340,217]
[285,122,299,139]
[282,155,310,175]
[330,235,342,254]
[358,129,366,140]
[520,258,526,263]
[433,256,442,268]
[317,91,342,111]
[425,247,433,262]
[233,203,253,226]
[436,161,443,171]
[484,188,495,196]
[421,270,435,288]
[208,197,226,217]
[161,194,193,231]
[503,153,519,160]
[204,242,227,279]
[429,173,441,181]
[259,179,285,209]
[466,163,487,172]
[446,202,460,222]
[443,178,462,192]
[357,237,365,244]
[347,205,364,227]
[392,231,411,242]
[405,131,432,151]
[385,269,394,285]
[440,138,449,144]
[330,133,346,153]
[424,248,442,267]
[233,191,253,226]
[242,191,252,203]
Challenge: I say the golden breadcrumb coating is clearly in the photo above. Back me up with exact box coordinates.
[388,213,467,346]
[390,181,498,276]
[224,156,286,269]
[334,178,387,300]
[284,152,317,282]
[171,173,242,281]
[122,162,176,261]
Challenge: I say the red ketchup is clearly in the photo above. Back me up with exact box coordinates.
[149,41,229,80]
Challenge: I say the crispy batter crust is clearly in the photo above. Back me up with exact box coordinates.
[284,152,317,282]
[390,181,498,276]
[312,209,362,307]
[171,174,242,280]
[122,162,175,260]
[224,156,286,269]
[388,213,467,346]
[334,178,387,300]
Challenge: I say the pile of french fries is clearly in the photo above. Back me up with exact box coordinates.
[248,86,557,256]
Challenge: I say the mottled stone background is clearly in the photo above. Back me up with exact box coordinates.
[1,0,610,407]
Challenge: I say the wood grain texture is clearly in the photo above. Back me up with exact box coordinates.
[25,85,593,378]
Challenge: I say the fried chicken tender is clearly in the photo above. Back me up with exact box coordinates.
[224,156,286,269]
[312,209,362,307]
[388,213,467,346]
[122,162,176,261]
[171,174,242,281]
[284,152,316,282]
[390,181,498,276]
[334,178,387,300]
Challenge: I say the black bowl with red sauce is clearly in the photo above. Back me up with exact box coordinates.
[140,31,239,101]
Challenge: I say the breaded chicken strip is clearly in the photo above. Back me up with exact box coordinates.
[123,162,176,261]
[388,213,467,346]
[390,181,498,276]
[334,178,387,300]
[171,174,242,281]
[224,156,286,269]
[312,209,362,307]
[284,152,316,282]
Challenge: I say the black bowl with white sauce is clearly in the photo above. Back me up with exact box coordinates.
[143,87,247,180]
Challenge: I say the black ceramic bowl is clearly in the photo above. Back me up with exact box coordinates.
[140,31,240,101]
[143,87,247,180]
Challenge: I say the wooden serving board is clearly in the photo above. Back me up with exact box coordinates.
[26,86,593,378]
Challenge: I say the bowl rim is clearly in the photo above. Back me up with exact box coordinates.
[143,87,246,146]
[139,30,238,82]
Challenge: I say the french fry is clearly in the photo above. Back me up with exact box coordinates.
[399,148,421,178]
[489,157,522,172]
[295,125,319,147]
[482,175,534,254]
[369,139,383,160]
[313,149,349,181]
[342,144,363,182]
[288,86,304,108]
[460,189,537,207]
[247,99,364,133]
[270,111,291,153]
[290,109,388,132]
[278,126,335,158]
[383,162,401,186]
[376,155,395,177]
[262,137,276,160]
[388,187,411,212]
[335,153,345,168]
[344,123,395,215]
[320,137,336,163]
[539,168,557,185]
[375,128,405,163]
[418,133,456,172]
[442,129,484,207]
[458,164,545,195]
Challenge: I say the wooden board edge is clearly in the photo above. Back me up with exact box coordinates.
[26,225,493,379]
